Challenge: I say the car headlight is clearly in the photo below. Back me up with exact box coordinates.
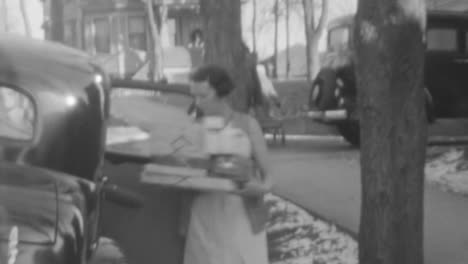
[0,86,35,140]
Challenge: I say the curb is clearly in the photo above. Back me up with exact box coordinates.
[272,192,358,241]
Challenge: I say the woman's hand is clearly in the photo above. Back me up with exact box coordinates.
[235,180,273,197]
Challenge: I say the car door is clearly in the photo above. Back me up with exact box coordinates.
[425,16,468,118]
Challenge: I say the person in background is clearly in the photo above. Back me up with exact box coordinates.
[188,29,204,49]
[183,64,273,264]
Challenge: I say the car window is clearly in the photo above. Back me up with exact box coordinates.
[328,27,349,52]
[427,28,458,52]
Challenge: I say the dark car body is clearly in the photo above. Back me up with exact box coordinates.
[0,163,98,264]
[309,11,468,145]
[0,34,109,179]
[0,34,138,264]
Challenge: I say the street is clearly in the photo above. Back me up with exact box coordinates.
[269,134,468,264]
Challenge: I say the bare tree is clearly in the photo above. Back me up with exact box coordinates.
[1,0,8,32]
[355,0,427,263]
[19,0,31,37]
[285,0,290,78]
[50,0,64,42]
[273,0,279,78]
[302,0,328,81]
[252,0,257,54]
[145,0,164,81]
[200,0,261,112]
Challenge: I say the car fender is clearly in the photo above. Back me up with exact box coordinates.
[424,87,435,123]
[310,68,338,110]
[89,237,127,264]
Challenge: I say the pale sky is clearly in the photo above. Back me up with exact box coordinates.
[1,0,44,39]
[0,0,356,59]
[241,0,357,60]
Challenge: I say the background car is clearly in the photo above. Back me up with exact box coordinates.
[308,11,468,146]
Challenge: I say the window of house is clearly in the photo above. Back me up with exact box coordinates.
[128,16,147,51]
[94,18,111,53]
[427,28,457,52]
[328,27,350,52]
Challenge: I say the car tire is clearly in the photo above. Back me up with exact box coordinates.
[310,69,338,110]
[337,121,360,147]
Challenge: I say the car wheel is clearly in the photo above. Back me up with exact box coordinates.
[337,121,360,147]
[310,69,338,110]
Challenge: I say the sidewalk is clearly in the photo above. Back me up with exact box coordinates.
[269,139,468,264]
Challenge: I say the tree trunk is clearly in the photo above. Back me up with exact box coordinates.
[19,0,32,37]
[1,0,8,32]
[303,0,328,80]
[252,0,257,54]
[145,0,163,82]
[157,4,167,77]
[285,0,290,78]
[302,0,311,82]
[158,4,169,48]
[273,0,279,79]
[309,33,320,79]
[50,0,64,42]
[200,0,259,112]
[355,0,427,263]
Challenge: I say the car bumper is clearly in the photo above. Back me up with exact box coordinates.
[306,109,348,123]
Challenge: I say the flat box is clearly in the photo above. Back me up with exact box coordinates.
[141,164,239,193]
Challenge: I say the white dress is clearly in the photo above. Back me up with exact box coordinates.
[183,117,269,264]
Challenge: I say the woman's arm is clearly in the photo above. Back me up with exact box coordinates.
[237,116,274,196]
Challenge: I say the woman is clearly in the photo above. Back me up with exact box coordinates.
[184,65,273,264]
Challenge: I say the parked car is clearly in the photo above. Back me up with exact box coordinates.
[0,34,143,264]
[308,11,468,146]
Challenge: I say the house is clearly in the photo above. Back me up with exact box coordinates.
[49,0,203,79]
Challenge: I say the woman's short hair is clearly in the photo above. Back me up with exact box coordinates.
[190,65,235,98]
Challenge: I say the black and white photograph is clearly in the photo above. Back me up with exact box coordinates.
[1,0,468,263]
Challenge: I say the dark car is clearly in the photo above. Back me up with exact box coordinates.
[308,11,468,146]
[0,34,142,264]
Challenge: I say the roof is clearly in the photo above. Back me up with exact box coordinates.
[0,34,97,94]
[259,44,308,78]
[328,14,354,29]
